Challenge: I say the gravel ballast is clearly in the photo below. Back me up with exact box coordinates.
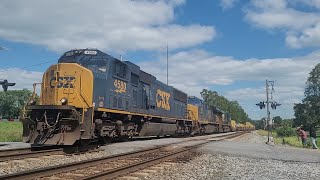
[143,153,320,180]
[142,131,320,180]
[0,133,234,175]
[2,132,318,179]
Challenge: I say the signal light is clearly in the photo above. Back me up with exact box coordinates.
[271,102,281,109]
[256,101,266,109]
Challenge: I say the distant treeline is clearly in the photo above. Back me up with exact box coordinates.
[201,89,251,123]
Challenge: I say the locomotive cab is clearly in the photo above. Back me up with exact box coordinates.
[22,49,102,146]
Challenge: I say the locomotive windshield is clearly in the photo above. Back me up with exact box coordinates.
[58,49,111,73]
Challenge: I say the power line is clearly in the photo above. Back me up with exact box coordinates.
[19,60,56,70]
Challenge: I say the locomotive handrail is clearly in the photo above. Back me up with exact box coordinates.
[79,75,92,108]
[73,88,85,124]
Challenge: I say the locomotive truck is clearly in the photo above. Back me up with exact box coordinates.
[22,49,254,146]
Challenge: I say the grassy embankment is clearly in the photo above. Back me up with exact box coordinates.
[0,121,23,142]
[257,129,320,148]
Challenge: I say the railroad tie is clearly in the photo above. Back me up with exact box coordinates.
[119,176,140,180]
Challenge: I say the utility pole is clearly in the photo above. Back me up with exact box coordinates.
[266,80,272,144]
[166,44,169,85]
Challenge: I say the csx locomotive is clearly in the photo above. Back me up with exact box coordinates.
[22,49,254,146]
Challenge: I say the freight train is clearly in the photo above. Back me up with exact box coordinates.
[22,49,255,146]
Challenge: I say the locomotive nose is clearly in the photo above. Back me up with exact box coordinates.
[41,63,93,108]
[22,63,94,146]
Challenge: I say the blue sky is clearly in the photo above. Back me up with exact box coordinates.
[1,0,320,120]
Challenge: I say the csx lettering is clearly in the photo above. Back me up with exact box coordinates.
[156,89,170,110]
[114,79,126,93]
[50,77,75,88]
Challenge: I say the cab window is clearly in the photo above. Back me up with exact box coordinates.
[113,61,127,78]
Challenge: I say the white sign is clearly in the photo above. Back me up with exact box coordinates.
[84,50,97,55]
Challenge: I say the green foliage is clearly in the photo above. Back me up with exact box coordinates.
[200,89,249,123]
[257,129,277,137]
[273,116,282,126]
[253,118,265,129]
[258,129,312,148]
[0,89,32,118]
[276,127,296,137]
[0,121,23,142]
[280,119,293,127]
[273,136,304,148]
[293,63,320,129]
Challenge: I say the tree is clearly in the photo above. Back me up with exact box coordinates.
[273,116,282,127]
[293,63,320,128]
[200,89,249,123]
[0,89,32,118]
[281,118,293,127]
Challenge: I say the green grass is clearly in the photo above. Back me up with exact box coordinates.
[274,136,304,148]
[257,129,277,137]
[258,129,320,148]
[0,121,23,142]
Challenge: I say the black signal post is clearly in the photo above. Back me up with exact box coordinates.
[255,79,281,145]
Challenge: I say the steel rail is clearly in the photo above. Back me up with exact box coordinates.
[0,147,64,162]
[81,132,246,180]
[0,132,246,180]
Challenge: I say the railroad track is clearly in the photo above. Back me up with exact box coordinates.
[0,147,64,162]
[0,132,246,180]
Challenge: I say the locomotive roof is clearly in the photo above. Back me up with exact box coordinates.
[58,49,115,66]
[58,49,188,103]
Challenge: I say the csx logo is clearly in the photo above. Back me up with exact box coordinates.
[156,89,170,111]
[50,76,75,88]
[114,79,126,93]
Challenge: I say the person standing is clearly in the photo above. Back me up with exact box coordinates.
[310,126,318,149]
[297,128,308,148]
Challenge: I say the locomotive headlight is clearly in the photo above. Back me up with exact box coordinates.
[60,97,68,105]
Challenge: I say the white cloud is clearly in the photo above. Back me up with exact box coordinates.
[0,0,215,52]
[0,68,42,90]
[220,0,238,10]
[2,49,319,119]
[244,0,320,48]
[138,49,320,119]
[294,0,320,9]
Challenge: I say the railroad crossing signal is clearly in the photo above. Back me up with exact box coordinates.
[255,79,282,145]
[256,101,266,109]
[0,79,16,92]
[271,102,281,109]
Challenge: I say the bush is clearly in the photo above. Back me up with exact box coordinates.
[276,127,296,137]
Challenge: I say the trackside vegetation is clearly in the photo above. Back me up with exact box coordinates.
[293,63,320,129]
[257,129,319,148]
[0,89,32,119]
[0,121,23,142]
